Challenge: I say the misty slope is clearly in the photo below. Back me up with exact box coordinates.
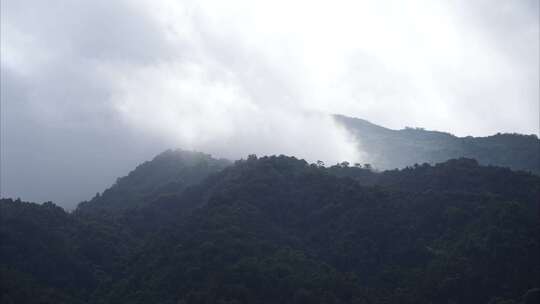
[335,114,540,174]
[2,153,539,304]
[106,156,540,304]
[76,149,230,214]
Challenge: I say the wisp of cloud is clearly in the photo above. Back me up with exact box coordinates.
[1,0,538,207]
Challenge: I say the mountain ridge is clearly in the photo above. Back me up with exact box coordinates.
[334,114,540,174]
[2,153,539,303]
[75,149,231,214]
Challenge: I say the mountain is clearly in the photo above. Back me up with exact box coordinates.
[76,149,230,214]
[0,199,136,304]
[335,114,540,174]
[2,153,539,304]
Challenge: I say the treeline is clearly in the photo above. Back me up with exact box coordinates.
[335,115,540,174]
[1,151,539,303]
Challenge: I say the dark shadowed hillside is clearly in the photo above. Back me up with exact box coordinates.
[0,199,137,304]
[76,149,230,214]
[335,115,540,174]
[1,153,539,304]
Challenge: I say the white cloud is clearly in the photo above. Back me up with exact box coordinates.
[1,0,538,206]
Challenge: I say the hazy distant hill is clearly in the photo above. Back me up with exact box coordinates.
[76,149,230,214]
[2,154,539,304]
[335,114,540,174]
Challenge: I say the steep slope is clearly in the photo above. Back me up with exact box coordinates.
[107,156,539,304]
[335,114,540,174]
[2,154,539,304]
[76,149,230,214]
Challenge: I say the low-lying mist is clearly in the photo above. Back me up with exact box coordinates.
[1,0,538,207]
[108,61,362,164]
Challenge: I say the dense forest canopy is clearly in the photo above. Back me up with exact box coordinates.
[76,150,231,214]
[1,150,539,304]
[2,1,539,303]
[335,115,540,174]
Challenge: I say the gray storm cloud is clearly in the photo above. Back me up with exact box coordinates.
[1,0,538,208]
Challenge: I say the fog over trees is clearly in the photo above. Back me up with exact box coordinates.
[1,0,538,208]
[0,1,539,303]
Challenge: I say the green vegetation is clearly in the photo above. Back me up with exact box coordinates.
[335,115,540,174]
[76,149,230,214]
[1,153,539,303]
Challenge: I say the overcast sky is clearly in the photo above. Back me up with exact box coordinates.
[1,0,539,209]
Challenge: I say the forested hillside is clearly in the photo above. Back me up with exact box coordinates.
[1,153,539,304]
[76,150,230,214]
[335,115,540,174]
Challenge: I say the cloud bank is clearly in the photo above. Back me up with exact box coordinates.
[1,0,538,207]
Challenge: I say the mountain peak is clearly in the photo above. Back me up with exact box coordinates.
[75,149,231,213]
